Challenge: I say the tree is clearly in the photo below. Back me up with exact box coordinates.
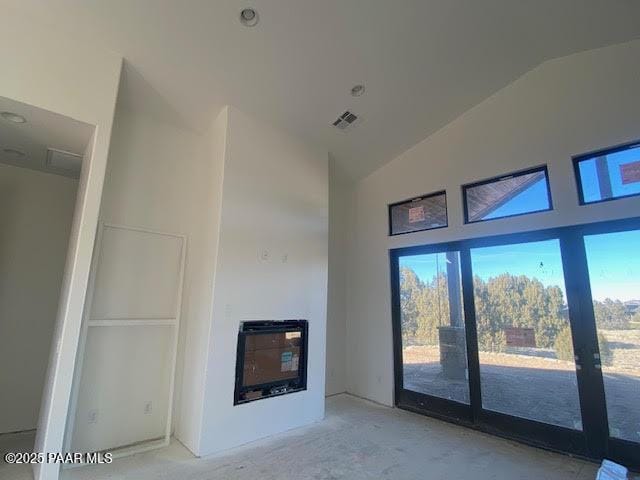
[593,299,630,330]
[598,332,613,367]
[414,272,451,345]
[474,273,567,351]
[399,267,422,345]
[554,326,574,362]
[553,327,612,366]
[401,268,568,352]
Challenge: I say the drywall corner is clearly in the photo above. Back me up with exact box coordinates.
[174,106,229,455]
[326,158,352,396]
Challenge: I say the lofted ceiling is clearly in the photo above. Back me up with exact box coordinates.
[0,96,93,179]
[5,0,640,180]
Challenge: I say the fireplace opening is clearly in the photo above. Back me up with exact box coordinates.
[234,320,308,405]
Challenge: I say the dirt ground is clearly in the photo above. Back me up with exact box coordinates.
[404,345,576,371]
[403,327,640,376]
[401,327,640,443]
[600,329,640,374]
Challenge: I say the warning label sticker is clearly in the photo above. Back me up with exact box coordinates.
[281,351,293,372]
[408,205,425,223]
[621,160,640,185]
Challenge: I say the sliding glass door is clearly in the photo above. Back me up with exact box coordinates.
[391,217,640,469]
[396,251,469,414]
[469,240,582,430]
[583,229,640,464]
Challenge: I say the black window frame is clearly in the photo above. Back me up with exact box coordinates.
[388,190,448,236]
[390,215,640,471]
[233,320,308,405]
[462,165,553,224]
[573,139,640,206]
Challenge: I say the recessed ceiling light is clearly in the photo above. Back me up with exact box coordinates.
[351,84,365,97]
[1,111,27,124]
[3,148,26,158]
[240,8,259,27]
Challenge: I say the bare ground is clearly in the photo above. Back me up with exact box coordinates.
[401,328,640,443]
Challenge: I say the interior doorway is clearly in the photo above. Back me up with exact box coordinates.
[0,95,93,477]
[391,217,640,470]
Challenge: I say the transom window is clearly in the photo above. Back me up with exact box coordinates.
[388,191,447,236]
[462,166,552,223]
[574,140,640,205]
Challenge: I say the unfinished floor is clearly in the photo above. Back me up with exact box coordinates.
[2,394,601,480]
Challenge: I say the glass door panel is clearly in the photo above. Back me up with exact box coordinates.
[584,230,640,444]
[470,239,583,429]
[399,251,469,404]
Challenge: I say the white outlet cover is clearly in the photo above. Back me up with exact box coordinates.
[259,249,270,261]
[144,401,153,414]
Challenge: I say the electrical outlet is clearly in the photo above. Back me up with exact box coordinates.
[259,249,270,262]
[144,401,153,415]
[88,409,98,424]
[281,253,288,263]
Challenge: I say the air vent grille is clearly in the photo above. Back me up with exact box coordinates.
[46,148,82,178]
[332,110,359,130]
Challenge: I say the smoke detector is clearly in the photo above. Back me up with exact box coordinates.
[332,110,360,131]
[240,8,259,27]
[350,84,365,97]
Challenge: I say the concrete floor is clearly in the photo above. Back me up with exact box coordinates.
[2,394,604,480]
[0,429,37,480]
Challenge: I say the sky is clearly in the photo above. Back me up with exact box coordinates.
[401,233,640,302]
[401,240,568,297]
[483,177,549,220]
[584,230,640,301]
[401,145,640,302]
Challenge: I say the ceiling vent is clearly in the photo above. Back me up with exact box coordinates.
[332,110,360,130]
[46,148,82,177]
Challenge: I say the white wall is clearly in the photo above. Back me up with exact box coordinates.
[77,90,328,458]
[175,107,228,454]
[71,99,329,458]
[0,165,77,434]
[197,106,328,455]
[69,225,185,453]
[70,325,174,452]
[346,40,640,406]
[71,96,220,453]
[325,160,351,396]
[0,6,122,479]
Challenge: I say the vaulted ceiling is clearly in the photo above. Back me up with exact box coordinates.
[6,0,640,179]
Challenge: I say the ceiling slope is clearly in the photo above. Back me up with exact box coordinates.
[5,0,640,179]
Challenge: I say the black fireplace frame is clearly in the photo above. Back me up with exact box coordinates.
[234,320,308,405]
